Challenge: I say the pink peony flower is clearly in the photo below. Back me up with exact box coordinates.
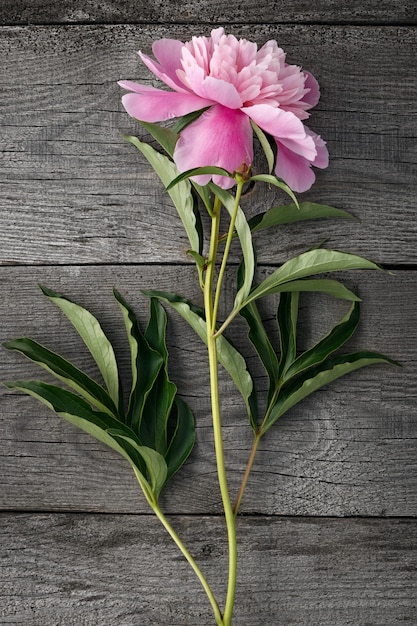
[119,28,328,192]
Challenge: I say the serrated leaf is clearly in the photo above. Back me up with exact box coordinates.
[249,174,299,207]
[243,249,381,308]
[209,183,255,310]
[277,291,299,378]
[40,286,120,409]
[123,135,202,257]
[2,337,119,418]
[113,289,163,432]
[248,202,355,234]
[143,290,256,425]
[283,300,361,380]
[261,351,399,434]
[166,166,232,191]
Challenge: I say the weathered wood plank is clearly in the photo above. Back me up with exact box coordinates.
[1,0,416,25]
[1,25,416,265]
[1,266,415,516]
[1,513,416,625]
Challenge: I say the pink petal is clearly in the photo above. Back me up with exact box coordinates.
[303,71,320,109]
[174,105,253,188]
[139,39,190,93]
[275,141,316,193]
[308,128,329,168]
[243,104,317,160]
[179,56,242,108]
[120,86,213,122]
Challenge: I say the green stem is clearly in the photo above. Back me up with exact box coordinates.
[212,180,245,327]
[151,501,225,626]
[134,471,224,626]
[204,195,237,626]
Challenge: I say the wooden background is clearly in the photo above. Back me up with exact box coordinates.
[1,2,416,624]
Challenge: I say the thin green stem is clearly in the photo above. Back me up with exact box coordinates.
[151,502,225,626]
[134,471,224,625]
[212,180,245,327]
[204,195,237,626]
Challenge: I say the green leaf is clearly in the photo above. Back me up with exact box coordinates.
[283,300,361,380]
[171,107,209,134]
[166,166,232,191]
[141,298,177,454]
[40,286,120,409]
[108,431,168,499]
[277,291,299,378]
[4,380,148,477]
[251,121,276,174]
[143,290,256,425]
[123,135,202,257]
[116,293,195,480]
[209,183,255,310]
[243,249,382,308]
[249,174,299,207]
[135,121,178,157]
[248,202,356,234]
[165,397,195,480]
[261,351,399,434]
[113,289,163,432]
[239,298,278,409]
[2,338,119,418]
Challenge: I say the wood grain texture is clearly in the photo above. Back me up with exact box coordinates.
[1,25,416,265]
[1,266,415,516]
[1,513,416,625]
[1,0,416,25]
[2,11,417,624]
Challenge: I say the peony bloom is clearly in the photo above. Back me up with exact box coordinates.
[119,28,328,192]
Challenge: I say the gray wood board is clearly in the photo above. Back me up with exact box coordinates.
[1,513,416,625]
[1,0,416,25]
[1,266,415,516]
[1,25,416,265]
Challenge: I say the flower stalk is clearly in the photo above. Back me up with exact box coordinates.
[203,191,238,625]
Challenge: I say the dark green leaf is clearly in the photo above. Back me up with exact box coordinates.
[283,300,361,380]
[108,430,168,499]
[251,121,276,174]
[2,337,119,418]
[123,135,202,256]
[171,107,210,134]
[143,290,256,424]
[4,380,148,477]
[40,286,120,409]
[277,291,299,378]
[261,351,399,434]
[166,166,232,191]
[249,174,299,207]
[248,202,356,234]
[133,122,178,157]
[239,299,278,413]
[165,397,195,480]
[243,249,382,307]
[141,298,177,454]
[114,289,163,432]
